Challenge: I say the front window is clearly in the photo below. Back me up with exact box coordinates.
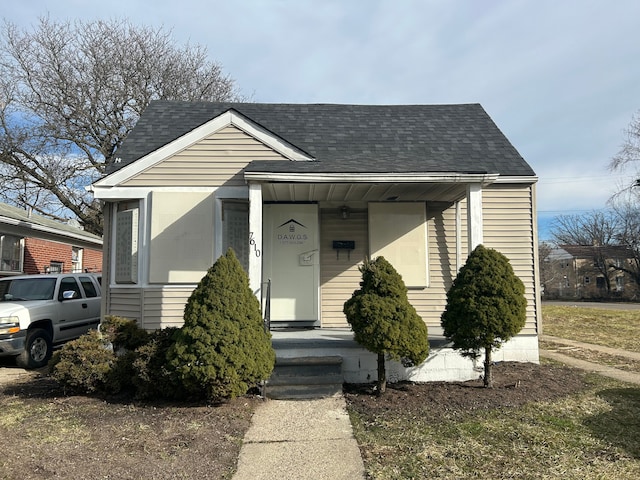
[115,202,139,284]
[368,202,428,288]
[0,235,23,273]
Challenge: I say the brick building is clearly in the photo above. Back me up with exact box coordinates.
[0,202,102,277]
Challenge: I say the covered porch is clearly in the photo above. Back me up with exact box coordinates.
[246,174,495,329]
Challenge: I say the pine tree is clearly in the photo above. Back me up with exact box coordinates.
[441,245,527,387]
[344,256,429,394]
[167,249,275,400]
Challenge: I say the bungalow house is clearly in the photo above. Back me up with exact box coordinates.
[0,201,102,277]
[90,102,541,384]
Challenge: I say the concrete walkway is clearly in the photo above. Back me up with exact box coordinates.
[232,395,365,480]
[539,335,640,385]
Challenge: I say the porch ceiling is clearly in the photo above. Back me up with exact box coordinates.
[261,182,468,204]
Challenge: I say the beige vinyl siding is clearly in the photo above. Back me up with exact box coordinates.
[108,287,194,330]
[141,287,194,329]
[122,125,287,187]
[482,184,538,335]
[319,208,368,327]
[108,287,143,322]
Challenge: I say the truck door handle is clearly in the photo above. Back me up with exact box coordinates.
[82,303,88,309]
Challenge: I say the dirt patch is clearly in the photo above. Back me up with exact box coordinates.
[0,372,260,480]
[344,361,589,422]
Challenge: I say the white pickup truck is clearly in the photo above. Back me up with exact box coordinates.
[0,273,102,368]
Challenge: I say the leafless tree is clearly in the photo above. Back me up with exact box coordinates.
[0,17,242,234]
[551,210,619,246]
[609,197,640,286]
[550,210,620,292]
[609,110,640,201]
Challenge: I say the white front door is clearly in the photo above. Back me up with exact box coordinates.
[263,204,319,326]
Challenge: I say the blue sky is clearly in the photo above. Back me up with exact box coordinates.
[4,0,640,240]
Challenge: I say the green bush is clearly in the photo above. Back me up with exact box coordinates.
[50,330,117,394]
[132,327,183,400]
[51,318,150,396]
[441,244,527,387]
[167,248,276,401]
[344,256,429,394]
[100,315,149,352]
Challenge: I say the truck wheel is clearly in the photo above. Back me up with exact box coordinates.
[16,328,53,369]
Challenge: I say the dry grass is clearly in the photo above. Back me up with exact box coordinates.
[542,305,640,352]
[349,371,640,479]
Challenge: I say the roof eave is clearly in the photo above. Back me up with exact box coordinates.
[0,216,103,246]
[244,171,501,185]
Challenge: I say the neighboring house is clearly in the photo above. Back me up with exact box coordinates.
[90,101,541,382]
[0,202,102,277]
[543,244,639,300]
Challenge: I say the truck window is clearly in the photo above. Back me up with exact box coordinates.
[79,276,98,298]
[0,278,56,301]
[58,277,82,301]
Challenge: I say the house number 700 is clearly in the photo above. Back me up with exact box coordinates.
[249,232,261,257]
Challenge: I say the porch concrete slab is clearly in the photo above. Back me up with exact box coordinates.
[232,395,365,480]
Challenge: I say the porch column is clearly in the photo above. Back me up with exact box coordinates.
[248,182,263,298]
[467,183,483,251]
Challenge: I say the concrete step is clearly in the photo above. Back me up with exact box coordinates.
[266,383,344,400]
[265,355,343,399]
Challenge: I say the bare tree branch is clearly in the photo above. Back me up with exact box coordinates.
[0,17,243,235]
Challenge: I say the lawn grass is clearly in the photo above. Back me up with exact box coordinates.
[348,306,640,479]
[348,371,640,479]
[542,305,640,352]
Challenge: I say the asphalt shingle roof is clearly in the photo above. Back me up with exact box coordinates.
[0,202,102,243]
[107,101,535,177]
[559,244,635,259]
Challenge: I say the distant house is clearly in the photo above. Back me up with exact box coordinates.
[542,244,639,300]
[90,101,540,383]
[0,202,102,277]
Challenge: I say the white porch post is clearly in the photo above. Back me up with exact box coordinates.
[248,182,263,298]
[467,183,483,251]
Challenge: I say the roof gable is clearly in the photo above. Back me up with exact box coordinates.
[97,109,314,187]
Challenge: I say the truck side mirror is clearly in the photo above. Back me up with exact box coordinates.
[61,290,78,301]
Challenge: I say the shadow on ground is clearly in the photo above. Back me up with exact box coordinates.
[584,387,640,459]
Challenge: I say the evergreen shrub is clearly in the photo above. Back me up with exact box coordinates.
[441,244,527,387]
[167,249,276,401]
[344,256,429,394]
[50,329,117,394]
[132,327,182,400]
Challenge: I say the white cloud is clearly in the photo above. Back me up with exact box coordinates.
[4,0,640,220]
